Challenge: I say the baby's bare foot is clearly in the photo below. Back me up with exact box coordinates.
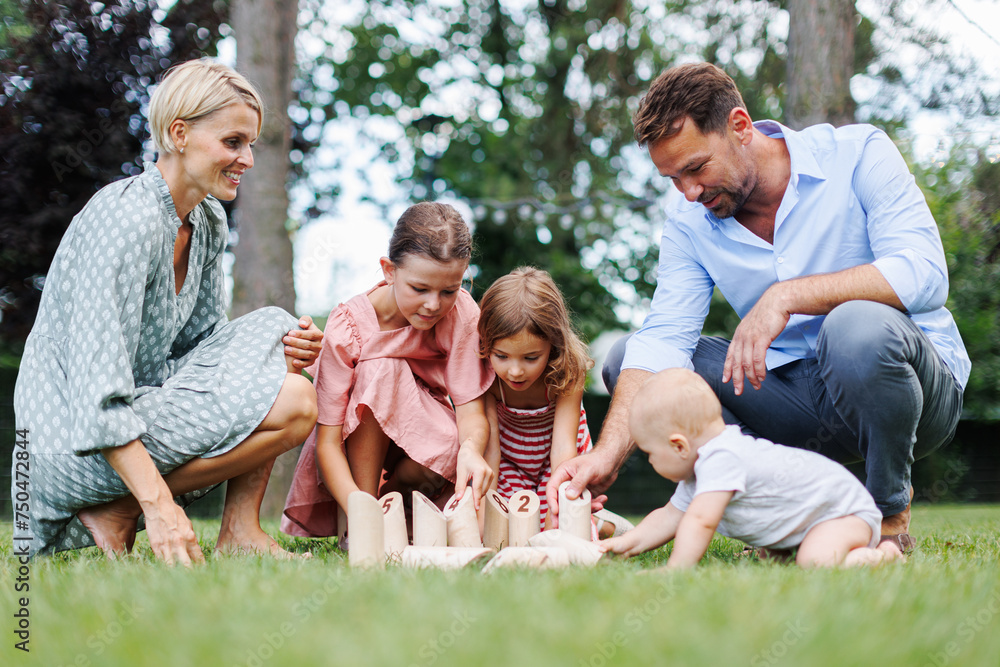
[844,547,899,567]
[77,500,141,558]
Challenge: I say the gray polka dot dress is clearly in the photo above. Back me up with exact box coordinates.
[13,162,297,555]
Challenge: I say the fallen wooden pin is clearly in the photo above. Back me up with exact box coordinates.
[507,489,541,547]
[412,490,448,547]
[527,529,606,566]
[347,491,384,569]
[380,491,408,562]
[401,546,494,570]
[558,481,593,542]
[443,491,483,548]
[481,546,572,572]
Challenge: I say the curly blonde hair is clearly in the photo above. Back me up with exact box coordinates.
[478,267,593,395]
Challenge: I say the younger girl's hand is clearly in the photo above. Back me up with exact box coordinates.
[454,441,493,510]
[284,316,324,370]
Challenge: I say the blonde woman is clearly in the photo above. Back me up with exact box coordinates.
[14,59,321,564]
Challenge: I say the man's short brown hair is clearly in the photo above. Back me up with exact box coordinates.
[632,62,747,147]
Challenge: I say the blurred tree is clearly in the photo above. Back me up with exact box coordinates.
[920,148,1000,419]
[293,0,676,341]
[229,0,301,519]
[0,0,30,51]
[290,0,995,344]
[230,0,299,317]
[785,0,855,129]
[0,0,228,353]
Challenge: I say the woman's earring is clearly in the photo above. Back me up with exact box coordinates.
[179,146,185,154]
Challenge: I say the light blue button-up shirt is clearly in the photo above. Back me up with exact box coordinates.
[622,121,971,389]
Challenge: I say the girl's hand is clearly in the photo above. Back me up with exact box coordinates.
[142,498,205,567]
[284,316,323,370]
[454,441,493,510]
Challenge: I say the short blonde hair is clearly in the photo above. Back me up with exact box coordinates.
[148,58,264,155]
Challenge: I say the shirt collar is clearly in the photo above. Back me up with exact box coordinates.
[753,119,826,183]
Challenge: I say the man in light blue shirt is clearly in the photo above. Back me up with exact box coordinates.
[548,63,968,555]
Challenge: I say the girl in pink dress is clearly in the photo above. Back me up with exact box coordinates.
[281,203,495,539]
[477,267,600,530]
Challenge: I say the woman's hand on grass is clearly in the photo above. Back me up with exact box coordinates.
[142,497,205,567]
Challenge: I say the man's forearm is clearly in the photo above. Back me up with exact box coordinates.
[774,264,904,316]
[593,368,652,470]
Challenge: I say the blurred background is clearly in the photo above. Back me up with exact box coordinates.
[2,0,998,520]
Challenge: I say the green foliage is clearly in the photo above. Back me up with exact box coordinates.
[918,148,1000,418]
[0,0,228,345]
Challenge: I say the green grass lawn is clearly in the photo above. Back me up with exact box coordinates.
[2,504,999,667]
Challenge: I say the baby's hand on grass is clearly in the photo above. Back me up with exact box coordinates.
[599,532,643,558]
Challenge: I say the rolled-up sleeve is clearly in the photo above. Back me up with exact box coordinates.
[857,130,949,314]
[622,223,714,373]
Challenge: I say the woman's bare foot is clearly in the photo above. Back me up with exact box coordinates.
[215,522,310,560]
[77,498,141,558]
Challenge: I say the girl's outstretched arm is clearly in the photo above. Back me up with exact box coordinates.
[550,387,586,473]
[483,390,501,491]
[546,387,586,529]
[454,395,492,510]
[314,424,359,509]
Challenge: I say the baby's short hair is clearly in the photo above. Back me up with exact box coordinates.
[632,368,722,439]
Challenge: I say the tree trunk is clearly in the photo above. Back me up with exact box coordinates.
[231,0,298,317]
[785,0,856,129]
[231,0,300,520]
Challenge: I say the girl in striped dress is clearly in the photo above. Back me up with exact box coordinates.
[478,267,628,535]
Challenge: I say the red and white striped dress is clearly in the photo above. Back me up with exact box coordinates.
[495,383,592,524]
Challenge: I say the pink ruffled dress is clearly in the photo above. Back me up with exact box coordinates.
[280,283,494,537]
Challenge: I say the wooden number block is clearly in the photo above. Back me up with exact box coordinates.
[528,529,605,566]
[380,491,408,561]
[412,490,447,547]
[347,491,384,569]
[481,546,571,573]
[508,489,541,547]
[443,492,483,548]
[483,491,509,552]
[558,481,593,542]
[401,546,493,570]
